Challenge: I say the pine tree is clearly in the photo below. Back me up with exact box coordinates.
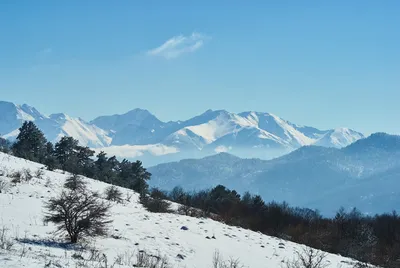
[76,146,94,176]
[44,141,57,171]
[117,159,151,196]
[54,136,79,171]
[12,121,47,162]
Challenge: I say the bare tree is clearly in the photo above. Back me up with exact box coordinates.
[0,179,9,193]
[44,188,112,243]
[284,247,328,268]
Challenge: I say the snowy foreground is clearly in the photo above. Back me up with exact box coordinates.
[0,152,370,268]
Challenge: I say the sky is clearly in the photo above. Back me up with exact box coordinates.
[0,1,399,135]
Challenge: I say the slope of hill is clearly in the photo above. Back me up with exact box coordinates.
[148,133,400,216]
[0,152,362,268]
[0,100,365,163]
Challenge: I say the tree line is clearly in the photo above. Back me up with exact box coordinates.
[151,185,400,268]
[1,121,399,267]
[8,121,151,196]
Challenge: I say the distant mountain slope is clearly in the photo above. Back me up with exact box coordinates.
[148,133,400,216]
[0,101,110,147]
[90,108,364,161]
[1,100,364,161]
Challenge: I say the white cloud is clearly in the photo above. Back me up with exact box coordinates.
[215,145,231,153]
[147,32,210,59]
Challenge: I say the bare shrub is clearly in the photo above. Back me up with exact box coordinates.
[0,226,15,250]
[178,204,201,217]
[104,185,123,203]
[22,168,33,182]
[0,178,10,193]
[64,174,87,192]
[135,250,170,268]
[125,191,133,203]
[44,188,112,243]
[10,171,22,183]
[213,250,243,268]
[113,250,136,266]
[35,169,45,179]
[284,247,328,268]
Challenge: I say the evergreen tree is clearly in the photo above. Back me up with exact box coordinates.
[12,121,47,162]
[118,159,151,196]
[94,151,109,181]
[54,136,79,171]
[44,141,57,171]
[76,145,95,176]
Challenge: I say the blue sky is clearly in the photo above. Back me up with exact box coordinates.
[0,1,399,135]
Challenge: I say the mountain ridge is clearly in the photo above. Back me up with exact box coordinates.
[0,100,365,163]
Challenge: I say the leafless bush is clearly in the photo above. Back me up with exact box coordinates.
[135,250,170,268]
[283,247,328,268]
[125,191,133,203]
[104,185,123,203]
[9,169,33,183]
[113,250,136,266]
[10,171,22,183]
[0,226,15,250]
[0,178,10,193]
[22,168,33,182]
[35,168,45,179]
[178,204,201,217]
[44,177,53,188]
[212,250,244,268]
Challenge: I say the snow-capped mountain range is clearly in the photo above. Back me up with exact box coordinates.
[0,101,364,163]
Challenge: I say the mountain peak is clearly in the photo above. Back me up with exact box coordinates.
[49,113,69,121]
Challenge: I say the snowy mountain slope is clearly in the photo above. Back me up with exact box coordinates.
[0,152,363,268]
[148,133,400,216]
[239,112,315,147]
[91,108,364,160]
[313,128,364,148]
[90,108,181,146]
[0,101,111,148]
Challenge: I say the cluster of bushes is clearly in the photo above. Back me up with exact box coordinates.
[155,185,400,268]
[9,121,151,196]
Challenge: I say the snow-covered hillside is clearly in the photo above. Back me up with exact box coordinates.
[0,101,364,162]
[0,152,365,268]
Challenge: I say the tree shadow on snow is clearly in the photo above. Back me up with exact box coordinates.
[17,238,85,251]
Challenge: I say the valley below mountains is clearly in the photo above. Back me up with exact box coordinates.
[148,133,400,216]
